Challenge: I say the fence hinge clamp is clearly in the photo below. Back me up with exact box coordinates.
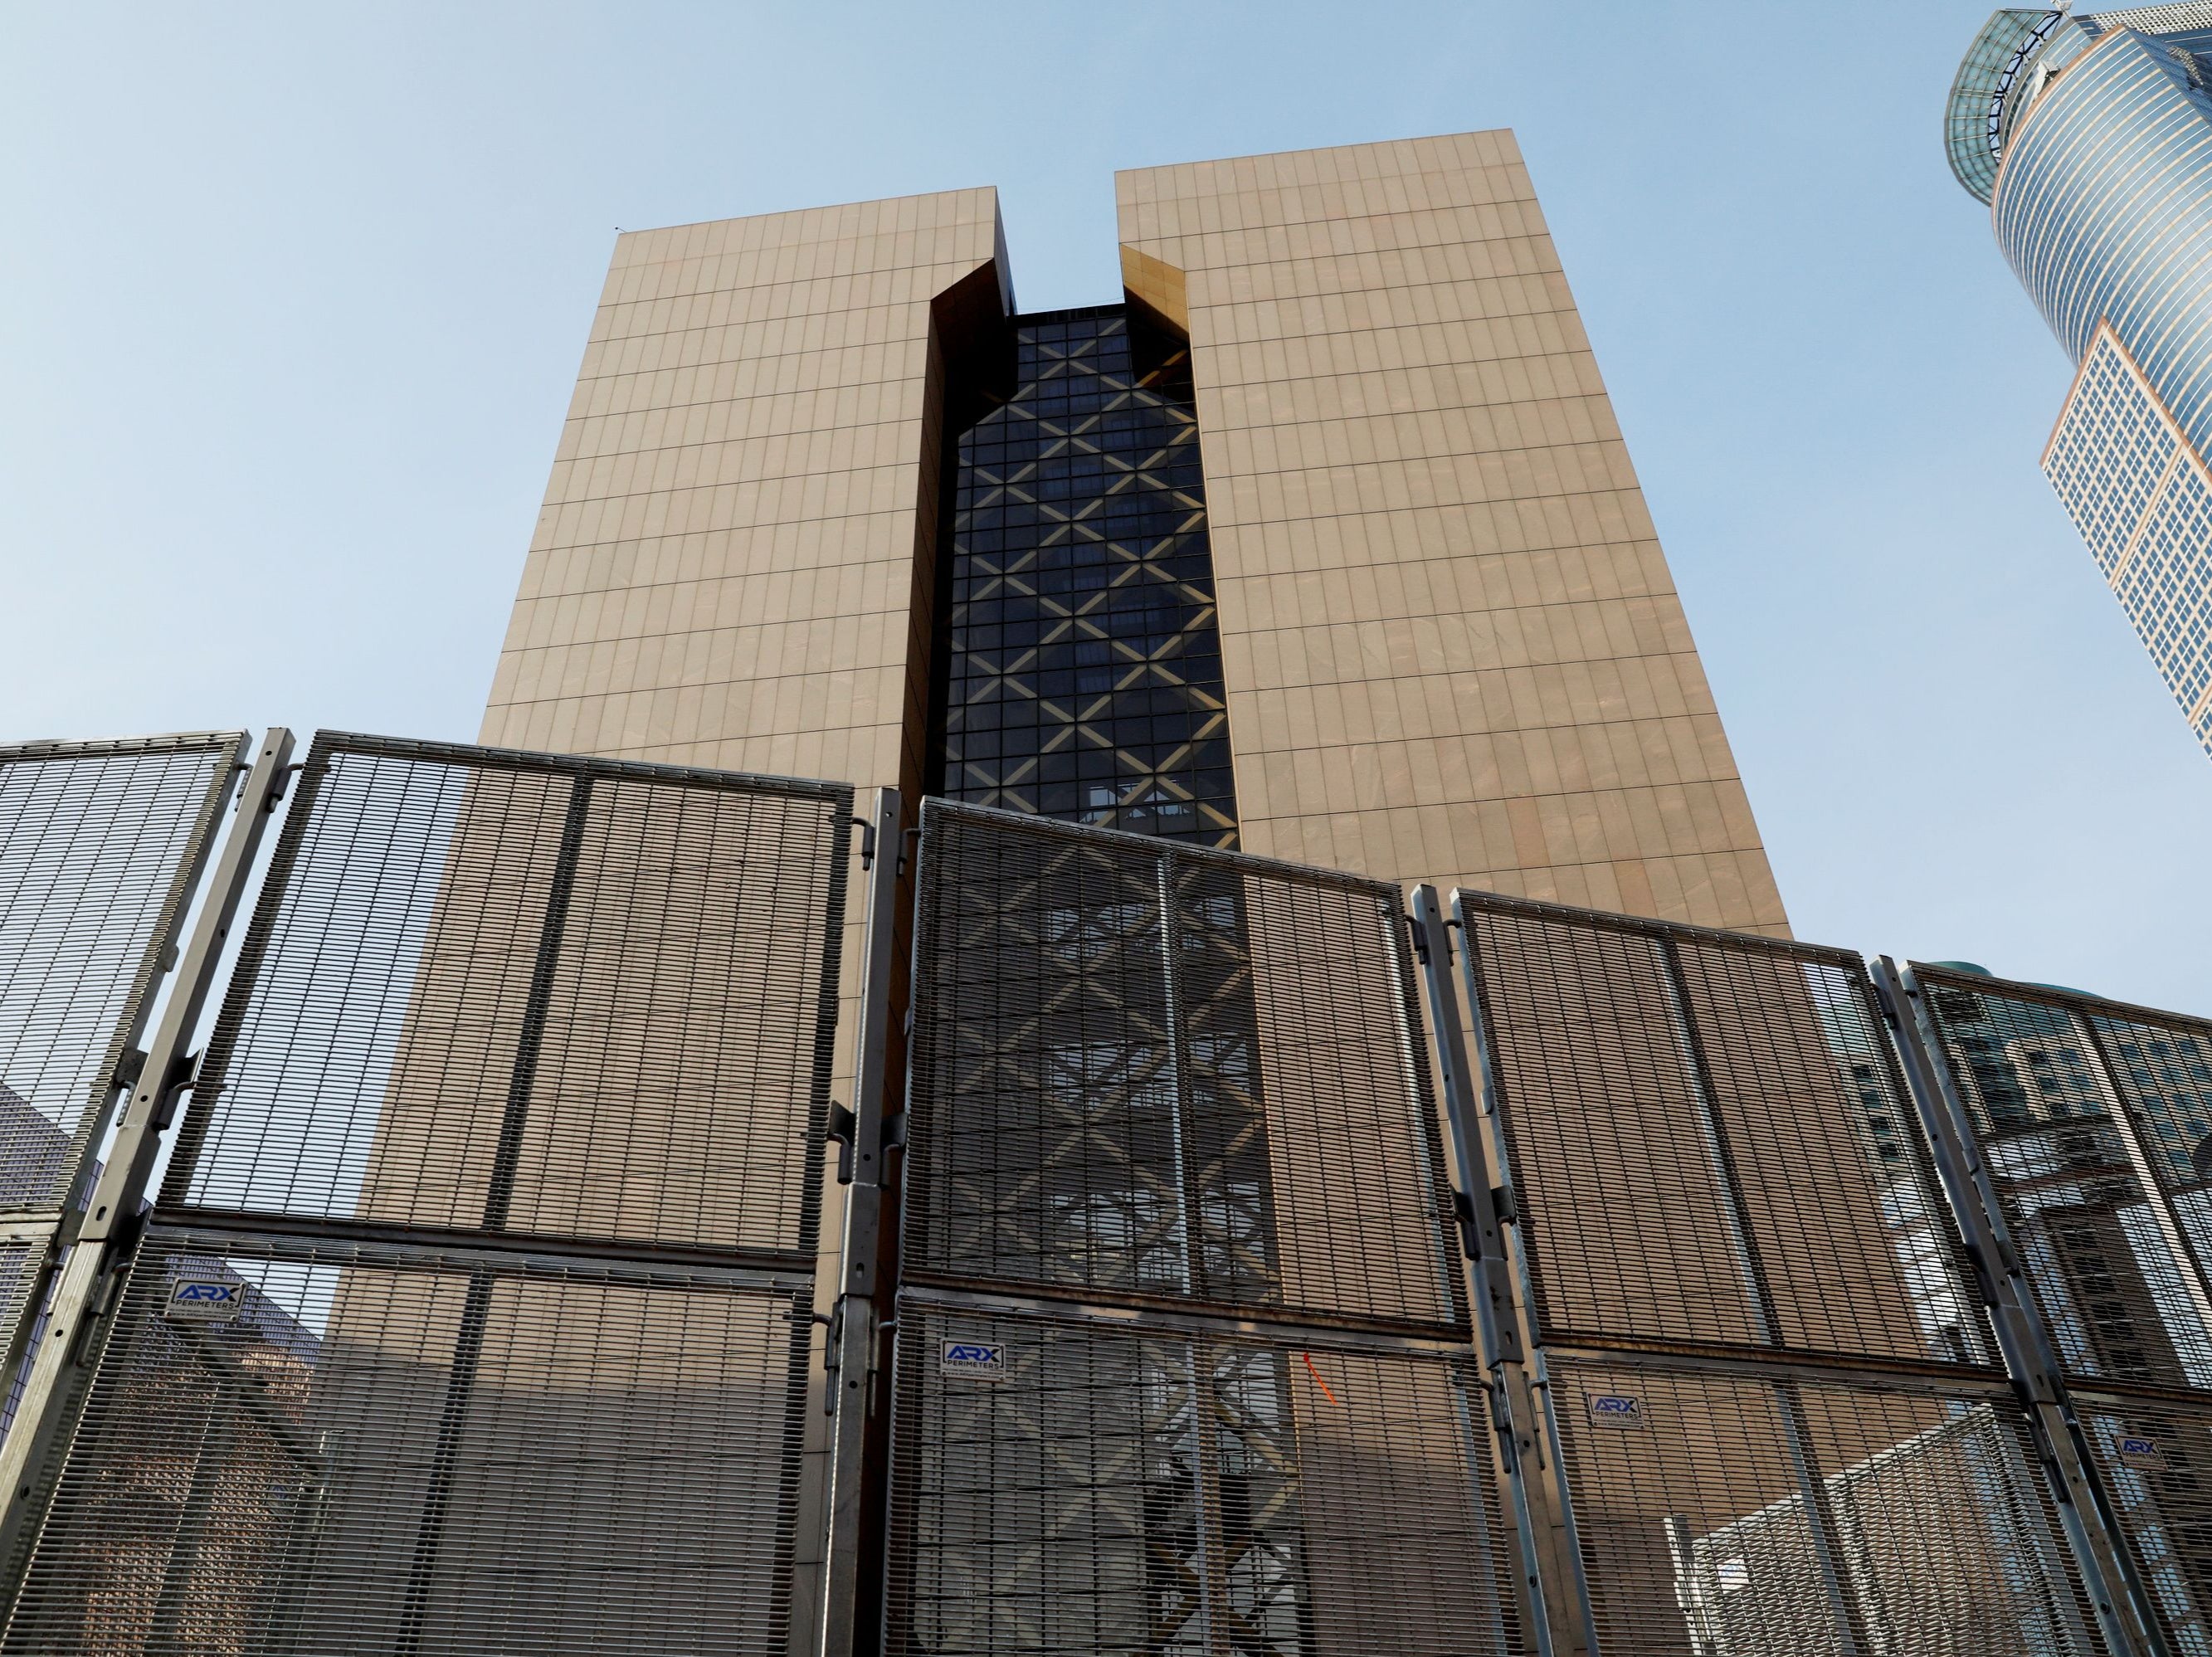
[111,1049,149,1093]
[826,1102,857,1182]
[151,1050,200,1128]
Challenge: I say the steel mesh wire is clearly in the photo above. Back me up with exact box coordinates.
[1459,895,1989,1369]
[1547,1358,2107,1655]
[162,734,853,1257]
[1914,966,2212,1396]
[2086,1011,2212,1202]
[1,1228,813,1657]
[2074,1391,2212,1651]
[904,802,1464,1336]
[0,734,241,1211]
[884,1302,1527,1657]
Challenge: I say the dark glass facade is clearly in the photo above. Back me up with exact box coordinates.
[933,305,1238,847]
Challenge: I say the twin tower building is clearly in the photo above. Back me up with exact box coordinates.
[480,0,2212,942]
[479,131,1791,935]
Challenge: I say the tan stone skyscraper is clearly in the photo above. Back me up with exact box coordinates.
[483,130,1786,936]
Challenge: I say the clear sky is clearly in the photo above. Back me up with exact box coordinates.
[5,2,2205,1011]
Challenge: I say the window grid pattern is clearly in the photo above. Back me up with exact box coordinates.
[2115,456,2212,749]
[2044,330,2212,758]
[938,307,1238,848]
[1997,27,2212,763]
[2046,334,2180,576]
[2082,6,2212,42]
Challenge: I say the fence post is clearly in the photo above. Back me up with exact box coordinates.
[1411,883,1582,1656]
[818,786,902,1657]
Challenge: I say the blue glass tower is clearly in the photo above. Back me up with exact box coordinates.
[1949,5,2212,758]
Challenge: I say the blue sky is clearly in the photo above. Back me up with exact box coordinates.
[5,2,2205,1009]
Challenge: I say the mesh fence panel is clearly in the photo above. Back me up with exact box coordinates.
[890,807,1525,1653]
[162,733,854,1257]
[2074,1391,2212,1652]
[1914,966,2212,1397]
[1547,1359,2106,1655]
[0,1229,813,1657]
[1912,966,2212,1646]
[1461,896,1988,1369]
[904,802,1463,1335]
[0,734,241,1211]
[885,1303,1525,1657]
[2,734,860,1655]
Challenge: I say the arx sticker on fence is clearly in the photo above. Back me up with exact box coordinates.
[163,1276,244,1323]
[940,1340,1007,1381]
[1586,1391,1644,1427]
[2117,1435,2168,1471]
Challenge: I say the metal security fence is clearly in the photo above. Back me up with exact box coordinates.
[902,800,1464,1337]
[1439,891,2118,1656]
[0,732,868,1657]
[1545,1360,2100,1656]
[887,803,1531,1656]
[1457,895,1984,1371]
[11,724,2212,1655]
[886,1299,1525,1657]
[2073,1390,2212,1653]
[0,733,243,1213]
[163,733,853,1257]
[2,1228,814,1656]
[0,732,248,1435]
[1903,963,2212,1653]
[1909,966,2212,1398]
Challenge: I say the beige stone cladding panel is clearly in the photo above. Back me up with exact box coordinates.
[1118,134,1786,935]
[481,187,1001,797]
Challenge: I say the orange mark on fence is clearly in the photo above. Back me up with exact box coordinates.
[1299,1351,1340,1405]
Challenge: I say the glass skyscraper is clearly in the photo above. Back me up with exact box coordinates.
[1949,3,2212,758]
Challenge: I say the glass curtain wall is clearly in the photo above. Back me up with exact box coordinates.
[935,305,1238,848]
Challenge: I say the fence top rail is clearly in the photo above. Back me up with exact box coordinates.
[0,729,246,765]
[1535,1338,2020,1401]
[1910,959,2212,1040]
[894,1284,1479,1362]
[2061,1380,2212,1415]
[922,796,1401,899]
[147,1203,823,1280]
[307,729,856,804]
[1453,885,1862,972]
[138,1221,819,1296]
